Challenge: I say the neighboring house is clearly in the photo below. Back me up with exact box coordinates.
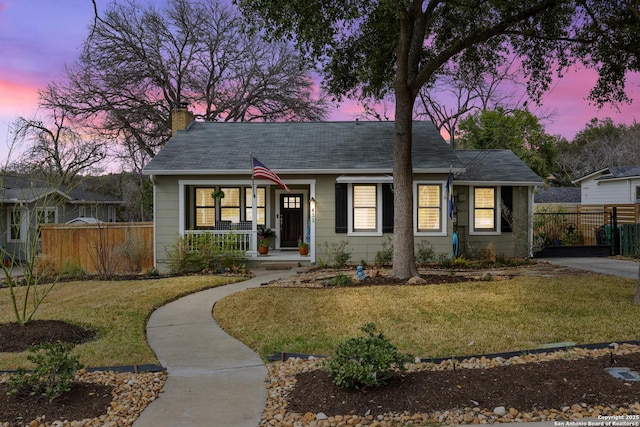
[573,166,640,204]
[534,186,582,210]
[0,175,122,260]
[143,109,543,271]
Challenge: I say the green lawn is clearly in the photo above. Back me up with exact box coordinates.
[3,272,638,371]
[213,274,640,359]
[0,275,242,370]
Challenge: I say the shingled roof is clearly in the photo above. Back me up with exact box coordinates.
[454,150,543,185]
[143,120,543,186]
[0,175,121,204]
[534,187,581,203]
[144,121,463,174]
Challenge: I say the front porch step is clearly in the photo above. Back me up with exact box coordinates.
[261,261,301,270]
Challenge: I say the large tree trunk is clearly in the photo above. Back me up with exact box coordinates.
[391,87,419,279]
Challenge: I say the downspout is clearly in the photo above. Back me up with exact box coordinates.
[150,175,157,269]
[528,186,535,258]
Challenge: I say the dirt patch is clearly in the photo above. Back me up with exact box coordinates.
[0,319,96,352]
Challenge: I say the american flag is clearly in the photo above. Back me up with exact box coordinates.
[252,157,291,193]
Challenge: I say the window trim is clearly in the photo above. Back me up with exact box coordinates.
[470,186,501,235]
[219,187,241,223]
[194,186,217,229]
[413,181,447,236]
[8,207,26,242]
[36,207,58,240]
[347,183,383,236]
[245,187,266,226]
[107,206,117,222]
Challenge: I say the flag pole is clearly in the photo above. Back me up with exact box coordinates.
[250,153,258,255]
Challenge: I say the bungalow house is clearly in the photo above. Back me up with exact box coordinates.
[142,108,543,271]
[0,175,122,261]
[573,166,640,204]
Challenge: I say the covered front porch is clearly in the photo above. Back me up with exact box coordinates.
[179,178,317,265]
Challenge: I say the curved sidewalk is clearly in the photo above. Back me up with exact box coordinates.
[133,268,301,427]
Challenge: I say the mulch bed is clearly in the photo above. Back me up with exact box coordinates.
[287,353,640,417]
[0,319,105,426]
[0,382,114,427]
[0,319,96,352]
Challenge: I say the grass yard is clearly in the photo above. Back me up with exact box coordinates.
[0,275,243,370]
[213,274,640,360]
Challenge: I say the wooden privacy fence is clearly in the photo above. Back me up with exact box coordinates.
[40,222,154,274]
[535,204,640,224]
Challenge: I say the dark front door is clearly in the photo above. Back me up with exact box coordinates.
[280,194,303,248]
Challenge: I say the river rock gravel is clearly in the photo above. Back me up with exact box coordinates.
[259,344,640,427]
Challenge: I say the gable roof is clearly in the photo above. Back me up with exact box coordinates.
[143,121,463,175]
[143,120,543,186]
[0,175,122,204]
[454,150,543,185]
[573,165,640,184]
[534,187,581,204]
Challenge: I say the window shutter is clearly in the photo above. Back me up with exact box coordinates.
[335,183,348,233]
[501,186,513,232]
[382,183,394,233]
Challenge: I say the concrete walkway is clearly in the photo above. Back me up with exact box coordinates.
[542,256,639,279]
[132,258,637,427]
[133,267,301,427]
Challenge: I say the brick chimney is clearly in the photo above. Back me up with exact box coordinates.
[171,102,195,136]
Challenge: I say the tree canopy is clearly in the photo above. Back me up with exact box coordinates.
[44,0,328,165]
[237,0,640,278]
[554,118,640,185]
[457,107,559,179]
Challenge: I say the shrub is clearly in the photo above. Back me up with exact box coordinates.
[325,323,413,389]
[8,342,83,402]
[167,233,246,275]
[331,273,354,287]
[478,242,496,263]
[60,258,85,280]
[374,236,393,266]
[415,240,436,264]
[330,240,352,268]
[33,254,60,280]
[115,231,148,273]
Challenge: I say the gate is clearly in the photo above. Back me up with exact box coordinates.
[533,209,617,257]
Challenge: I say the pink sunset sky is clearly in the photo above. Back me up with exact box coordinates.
[1,0,639,166]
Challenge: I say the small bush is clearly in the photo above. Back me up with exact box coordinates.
[8,342,83,403]
[316,242,331,268]
[60,258,85,280]
[330,240,352,268]
[331,273,354,287]
[167,233,246,275]
[415,240,436,264]
[115,231,148,273]
[325,323,413,389]
[374,236,393,266]
[33,254,60,280]
[478,242,496,263]
[439,256,469,269]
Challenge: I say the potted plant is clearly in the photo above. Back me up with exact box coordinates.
[257,226,274,240]
[298,237,309,256]
[258,239,269,255]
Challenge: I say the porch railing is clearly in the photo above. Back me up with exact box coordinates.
[184,230,255,253]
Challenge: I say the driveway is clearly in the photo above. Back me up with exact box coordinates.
[540,257,638,279]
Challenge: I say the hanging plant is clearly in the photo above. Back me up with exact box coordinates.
[211,189,225,201]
